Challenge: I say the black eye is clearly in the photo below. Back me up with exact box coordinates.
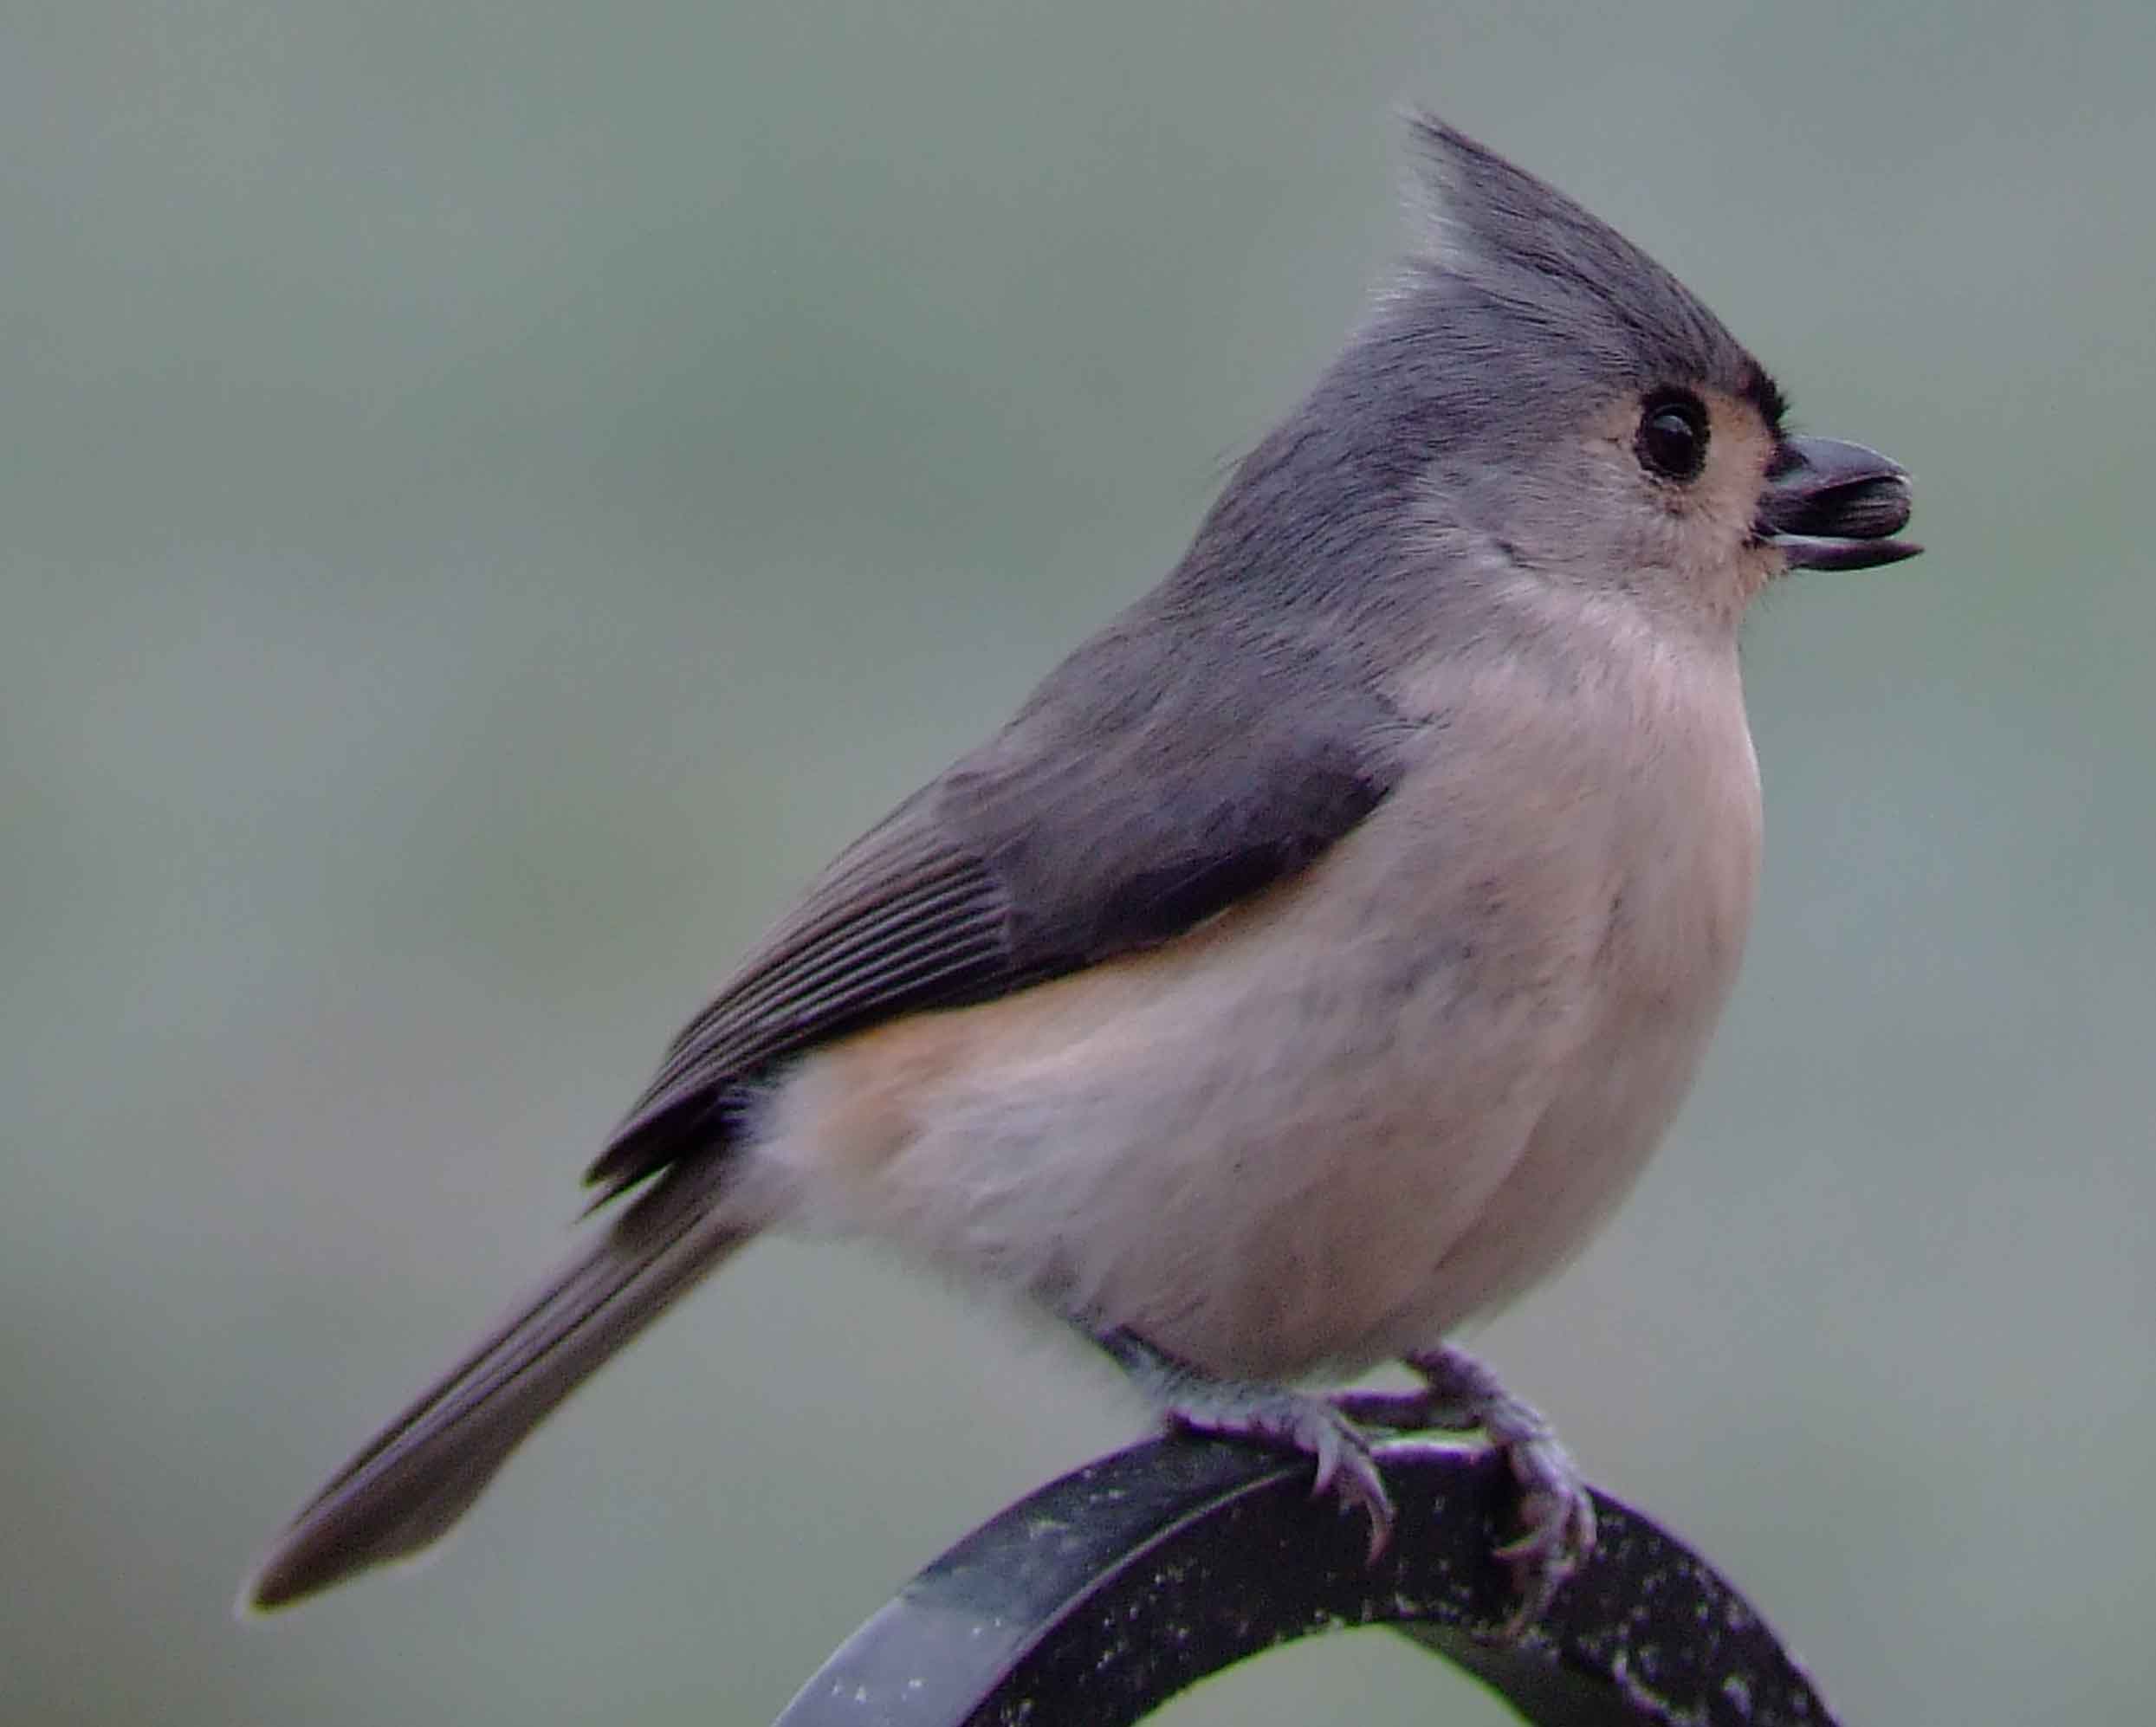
[1635,391,1709,482]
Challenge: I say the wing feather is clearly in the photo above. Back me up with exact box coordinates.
[586,604,1408,1200]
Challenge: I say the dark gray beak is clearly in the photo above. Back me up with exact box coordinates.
[1756,436,1922,571]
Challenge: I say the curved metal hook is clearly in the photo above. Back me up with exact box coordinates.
[774,1435,1839,1725]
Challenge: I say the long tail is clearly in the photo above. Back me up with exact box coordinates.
[243,1154,753,1611]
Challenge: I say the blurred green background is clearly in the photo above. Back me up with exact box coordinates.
[3,3,2151,1723]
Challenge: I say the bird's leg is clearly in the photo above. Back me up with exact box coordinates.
[1095,1327,1395,1561]
[1340,1342,1596,1635]
[1329,1375,1487,1431]
[1099,1329,1589,1634]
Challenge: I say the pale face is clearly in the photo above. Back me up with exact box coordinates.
[1572,382,1789,630]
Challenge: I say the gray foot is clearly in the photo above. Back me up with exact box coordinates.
[1097,1329,1395,1561]
[1365,1344,1596,1638]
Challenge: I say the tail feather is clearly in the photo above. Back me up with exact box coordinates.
[243,1155,752,1612]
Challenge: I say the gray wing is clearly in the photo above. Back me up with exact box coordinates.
[587,605,1407,1200]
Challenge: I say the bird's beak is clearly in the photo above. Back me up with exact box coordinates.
[1756,436,1921,571]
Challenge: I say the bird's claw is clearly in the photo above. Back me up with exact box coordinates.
[1391,1344,1596,1640]
[1490,1439,1596,1638]
[1098,1328,1398,1560]
[1100,1329,1592,1615]
[1168,1387,1397,1562]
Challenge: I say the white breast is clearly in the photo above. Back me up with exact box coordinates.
[1430,645,1762,1319]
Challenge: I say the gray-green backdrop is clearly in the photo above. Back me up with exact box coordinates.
[3,3,2150,1723]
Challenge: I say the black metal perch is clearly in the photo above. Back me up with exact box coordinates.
[773,1434,1837,1726]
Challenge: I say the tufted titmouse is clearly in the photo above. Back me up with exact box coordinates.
[244,116,1918,1629]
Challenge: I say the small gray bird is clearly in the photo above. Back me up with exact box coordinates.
[244,116,1919,1629]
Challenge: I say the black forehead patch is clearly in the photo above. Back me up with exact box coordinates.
[1738,360,1789,434]
[1403,114,1768,409]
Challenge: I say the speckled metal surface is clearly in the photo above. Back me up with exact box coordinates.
[773,1436,1839,1726]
